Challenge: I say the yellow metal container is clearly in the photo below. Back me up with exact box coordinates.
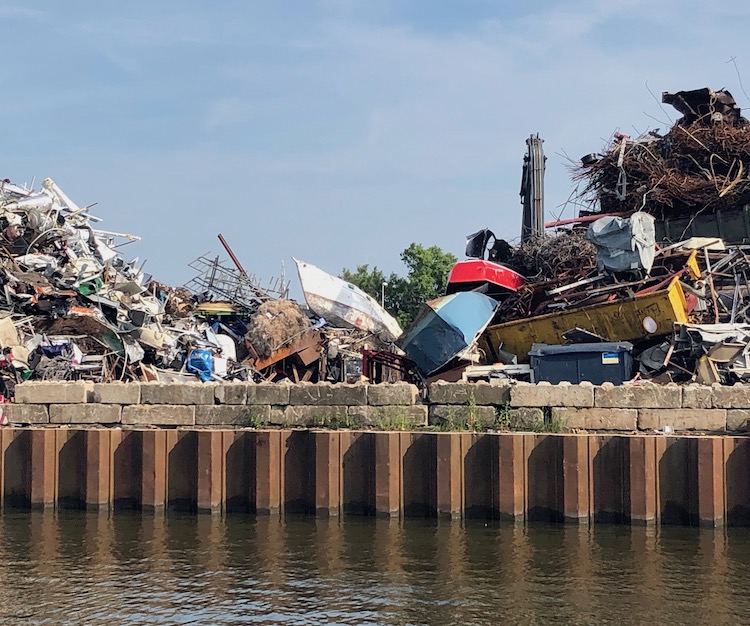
[482,277,690,362]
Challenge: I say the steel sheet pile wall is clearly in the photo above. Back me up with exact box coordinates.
[1,428,749,527]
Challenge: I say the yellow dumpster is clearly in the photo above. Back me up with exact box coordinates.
[481,276,690,362]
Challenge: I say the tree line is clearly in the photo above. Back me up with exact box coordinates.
[341,243,457,328]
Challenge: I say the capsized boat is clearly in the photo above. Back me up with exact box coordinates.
[294,258,403,342]
[398,291,499,376]
[446,259,526,296]
[446,228,526,298]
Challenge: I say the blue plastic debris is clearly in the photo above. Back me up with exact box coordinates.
[186,348,213,382]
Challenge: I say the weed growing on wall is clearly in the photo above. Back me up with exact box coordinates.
[244,409,267,429]
[532,410,563,433]
[375,410,411,431]
[308,413,363,430]
[466,390,478,430]
[494,402,513,431]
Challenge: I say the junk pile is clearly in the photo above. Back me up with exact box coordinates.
[0,177,154,396]
[573,88,750,220]
[395,92,750,386]
[0,178,409,394]
[11,84,750,393]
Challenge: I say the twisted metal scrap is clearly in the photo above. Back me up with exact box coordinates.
[573,118,750,217]
[507,231,597,281]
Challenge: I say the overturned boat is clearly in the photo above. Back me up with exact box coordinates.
[398,291,498,376]
[294,258,403,342]
[446,229,526,298]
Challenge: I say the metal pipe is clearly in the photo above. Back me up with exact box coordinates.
[544,212,629,229]
[217,233,249,279]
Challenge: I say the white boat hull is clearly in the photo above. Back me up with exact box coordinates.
[294,259,402,342]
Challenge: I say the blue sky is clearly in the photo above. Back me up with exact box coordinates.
[1,0,748,294]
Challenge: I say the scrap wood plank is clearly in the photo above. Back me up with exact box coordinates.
[247,330,323,370]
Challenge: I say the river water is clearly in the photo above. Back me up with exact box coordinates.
[0,511,748,625]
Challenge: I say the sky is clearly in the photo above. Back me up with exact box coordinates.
[1,0,748,297]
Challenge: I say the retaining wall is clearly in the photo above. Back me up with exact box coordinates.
[8,380,750,432]
[1,427,748,527]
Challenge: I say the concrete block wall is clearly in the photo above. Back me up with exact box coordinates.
[11,381,425,429]
[427,381,750,433]
[9,379,750,433]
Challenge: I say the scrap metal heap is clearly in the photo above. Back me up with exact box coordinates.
[415,88,750,386]
[0,176,154,392]
[573,88,750,219]
[12,84,750,394]
[0,178,405,396]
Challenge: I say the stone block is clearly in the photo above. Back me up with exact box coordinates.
[195,404,271,426]
[330,383,367,405]
[91,383,140,405]
[428,404,497,429]
[246,383,290,405]
[140,383,215,405]
[510,382,594,408]
[50,404,121,425]
[507,407,544,430]
[682,385,713,409]
[712,384,750,409]
[637,409,726,432]
[281,405,349,427]
[428,381,511,405]
[268,406,286,426]
[727,409,750,432]
[348,405,428,428]
[367,383,418,406]
[14,381,93,404]
[214,383,248,405]
[121,405,195,426]
[552,407,637,431]
[3,404,49,424]
[289,382,367,406]
[595,383,681,409]
[462,381,512,405]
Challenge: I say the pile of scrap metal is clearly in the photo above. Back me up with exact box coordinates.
[479,226,750,384]
[394,95,750,386]
[418,215,750,386]
[0,177,271,388]
[139,251,411,385]
[0,176,159,393]
[0,177,411,391]
[572,87,750,241]
[179,255,409,384]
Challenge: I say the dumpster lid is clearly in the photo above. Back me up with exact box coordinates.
[528,342,634,357]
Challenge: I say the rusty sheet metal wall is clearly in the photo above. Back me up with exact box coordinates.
[0,428,743,527]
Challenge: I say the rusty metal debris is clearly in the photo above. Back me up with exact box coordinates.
[0,178,407,394]
[572,88,750,222]
[10,83,750,392]
[417,90,750,385]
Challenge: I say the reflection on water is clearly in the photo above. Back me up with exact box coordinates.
[0,512,747,624]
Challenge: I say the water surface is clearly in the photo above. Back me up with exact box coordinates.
[0,512,747,624]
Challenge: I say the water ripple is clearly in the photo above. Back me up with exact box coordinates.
[0,513,746,625]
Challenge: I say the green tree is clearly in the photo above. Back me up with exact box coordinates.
[341,244,457,329]
[340,264,388,300]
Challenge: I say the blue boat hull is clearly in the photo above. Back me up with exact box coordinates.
[398,292,498,376]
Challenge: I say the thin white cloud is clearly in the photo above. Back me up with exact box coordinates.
[0,5,45,20]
